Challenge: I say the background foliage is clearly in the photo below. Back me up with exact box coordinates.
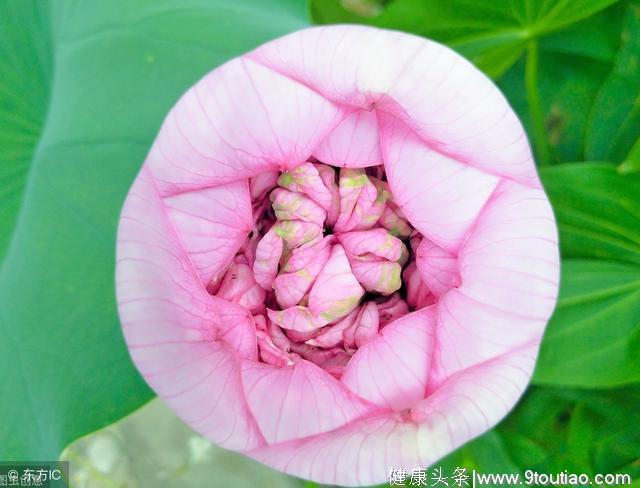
[1,0,638,486]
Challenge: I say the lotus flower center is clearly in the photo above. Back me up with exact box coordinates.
[208,161,435,377]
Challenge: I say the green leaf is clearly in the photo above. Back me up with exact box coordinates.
[0,0,307,461]
[498,385,640,477]
[536,260,640,386]
[586,2,640,163]
[534,163,640,386]
[498,5,625,163]
[538,4,624,62]
[310,0,621,78]
[541,163,640,264]
[0,1,52,261]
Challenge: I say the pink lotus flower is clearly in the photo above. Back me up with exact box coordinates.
[116,25,559,486]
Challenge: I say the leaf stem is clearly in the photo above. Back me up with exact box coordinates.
[525,40,551,166]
